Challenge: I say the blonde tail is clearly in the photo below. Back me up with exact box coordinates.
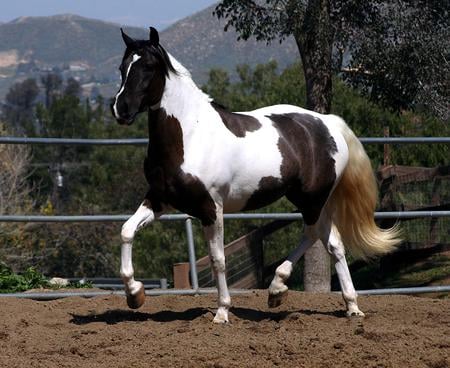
[328,118,401,260]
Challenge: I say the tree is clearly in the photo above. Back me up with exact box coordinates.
[216,0,336,112]
[2,78,39,134]
[0,122,33,217]
[0,122,34,269]
[339,1,449,120]
[214,1,448,116]
[64,77,81,99]
[40,73,63,108]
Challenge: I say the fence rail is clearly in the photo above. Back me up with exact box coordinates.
[67,277,168,290]
[1,285,449,300]
[1,211,449,223]
[1,136,450,145]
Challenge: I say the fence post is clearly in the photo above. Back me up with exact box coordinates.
[173,263,191,289]
[185,218,199,290]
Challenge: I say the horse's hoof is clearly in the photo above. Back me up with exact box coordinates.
[268,290,288,308]
[126,285,146,309]
[213,307,229,324]
[346,309,365,317]
[346,302,365,317]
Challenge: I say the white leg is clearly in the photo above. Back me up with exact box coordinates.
[323,224,364,317]
[268,225,318,307]
[120,200,162,309]
[203,205,231,323]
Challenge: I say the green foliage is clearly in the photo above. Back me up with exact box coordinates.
[204,61,306,110]
[3,78,39,134]
[349,253,450,291]
[215,1,448,119]
[342,2,449,120]
[0,262,49,293]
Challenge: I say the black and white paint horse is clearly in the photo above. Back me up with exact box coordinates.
[111,28,400,323]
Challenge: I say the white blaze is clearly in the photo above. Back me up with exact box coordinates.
[113,53,141,118]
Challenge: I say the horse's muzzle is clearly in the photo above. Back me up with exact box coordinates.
[110,103,136,125]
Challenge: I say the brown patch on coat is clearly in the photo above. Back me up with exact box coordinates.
[271,113,338,225]
[143,109,216,226]
[242,176,286,211]
[244,113,338,225]
[212,102,262,137]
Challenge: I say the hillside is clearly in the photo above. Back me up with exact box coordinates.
[0,14,147,100]
[159,5,298,82]
[0,6,298,101]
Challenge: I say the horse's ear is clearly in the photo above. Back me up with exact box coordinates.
[121,28,135,47]
[149,27,159,46]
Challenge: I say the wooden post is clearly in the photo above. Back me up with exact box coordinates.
[173,262,191,289]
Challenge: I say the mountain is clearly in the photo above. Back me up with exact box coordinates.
[0,14,147,100]
[160,6,298,82]
[0,7,298,101]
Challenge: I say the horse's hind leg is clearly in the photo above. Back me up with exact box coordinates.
[203,205,231,323]
[121,200,162,309]
[268,226,318,308]
[321,222,364,317]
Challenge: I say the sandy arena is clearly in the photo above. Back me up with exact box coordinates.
[0,291,449,368]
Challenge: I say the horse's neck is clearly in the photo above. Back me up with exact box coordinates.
[147,59,210,159]
[158,56,212,135]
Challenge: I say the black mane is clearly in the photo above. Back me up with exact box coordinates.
[152,44,177,77]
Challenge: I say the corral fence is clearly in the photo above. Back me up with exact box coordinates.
[0,136,449,296]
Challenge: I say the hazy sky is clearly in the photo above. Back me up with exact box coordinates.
[0,0,218,30]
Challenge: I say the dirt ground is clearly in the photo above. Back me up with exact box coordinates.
[0,291,449,368]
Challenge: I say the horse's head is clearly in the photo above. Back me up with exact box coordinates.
[111,27,175,125]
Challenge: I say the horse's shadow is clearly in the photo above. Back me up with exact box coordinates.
[70,307,346,325]
[70,307,212,325]
[230,307,346,322]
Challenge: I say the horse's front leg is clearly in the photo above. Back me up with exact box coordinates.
[203,205,231,323]
[121,199,163,309]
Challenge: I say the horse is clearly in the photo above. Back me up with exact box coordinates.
[110,27,401,323]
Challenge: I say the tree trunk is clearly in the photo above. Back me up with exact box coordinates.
[303,240,331,292]
[294,0,333,292]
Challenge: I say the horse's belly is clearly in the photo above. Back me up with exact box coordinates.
[222,178,287,213]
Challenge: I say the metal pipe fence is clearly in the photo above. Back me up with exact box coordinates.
[1,136,450,145]
[1,135,449,296]
[1,211,450,223]
[1,285,449,300]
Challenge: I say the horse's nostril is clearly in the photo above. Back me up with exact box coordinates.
[111,98,130,120]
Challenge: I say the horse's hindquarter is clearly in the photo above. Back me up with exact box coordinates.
[224,105,348,223]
